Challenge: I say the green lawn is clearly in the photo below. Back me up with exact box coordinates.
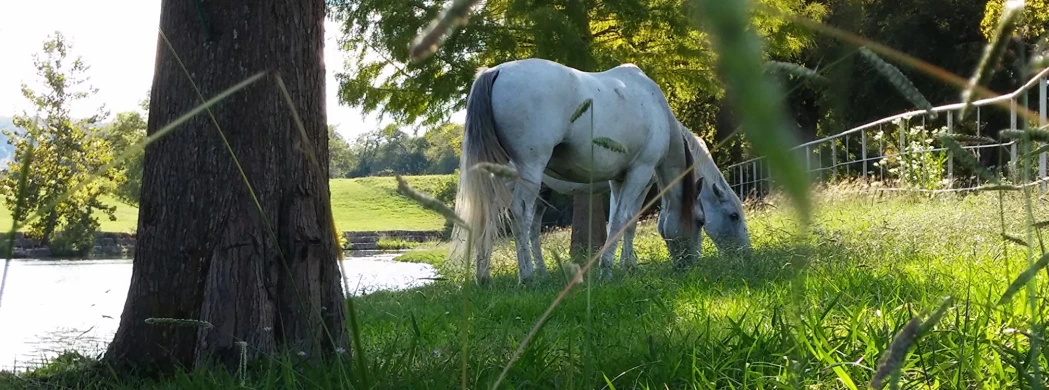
[8,186,1048,389]
[330,175,453,232]
[0,195,140,234]
[0,175,457,235]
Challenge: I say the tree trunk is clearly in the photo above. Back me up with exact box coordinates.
[570,193,607,261]
[104,0,346,375]
[39,210,58,246]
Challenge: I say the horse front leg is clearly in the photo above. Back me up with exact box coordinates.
[600,169,651,280]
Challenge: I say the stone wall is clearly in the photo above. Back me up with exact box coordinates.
[4,232,136,259]
[4,230,447,259]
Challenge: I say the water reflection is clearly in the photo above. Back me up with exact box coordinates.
[0,253,438,372]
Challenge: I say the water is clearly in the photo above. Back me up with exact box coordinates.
[0,253,439,372]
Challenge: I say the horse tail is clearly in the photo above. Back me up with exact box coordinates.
[449,67,513,284]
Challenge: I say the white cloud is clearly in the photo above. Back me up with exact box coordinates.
[0,0,463,141]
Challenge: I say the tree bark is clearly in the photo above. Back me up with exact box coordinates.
[104,0,346,375]
[570,193,607,261]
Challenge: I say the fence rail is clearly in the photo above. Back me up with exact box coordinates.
[724,68,1049,199]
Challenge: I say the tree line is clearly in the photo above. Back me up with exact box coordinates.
[328,121,462,178]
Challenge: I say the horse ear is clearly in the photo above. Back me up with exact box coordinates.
[711,181,725,200]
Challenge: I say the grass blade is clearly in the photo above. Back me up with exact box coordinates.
[997,252,1049,306]
[693,0,811,223]
[960,0,1025,119]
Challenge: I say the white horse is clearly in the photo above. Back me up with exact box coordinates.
[449,58,705,285]
[522,126,751,272]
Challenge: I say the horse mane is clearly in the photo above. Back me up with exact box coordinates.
[680,128,744,209]
[679,133,698,236]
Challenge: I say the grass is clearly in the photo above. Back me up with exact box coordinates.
[0,195,139,234]
[0,176,456,237]
[10,186,1047,389]
[330,176,454,232]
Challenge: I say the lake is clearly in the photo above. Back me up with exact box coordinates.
[0,253,439,373]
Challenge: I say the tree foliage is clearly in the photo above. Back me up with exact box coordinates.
[981,0,1048,41]
[101,109,147,205]
[329,125,356,178]
[329,0,827,134]
[0,32,121,252]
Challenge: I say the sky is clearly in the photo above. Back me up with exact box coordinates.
[0,0,461,141]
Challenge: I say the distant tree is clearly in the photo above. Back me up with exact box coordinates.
[101,110,147,205]
[422,122,462,174]
[0,32,121,252]
[328,125,356,178]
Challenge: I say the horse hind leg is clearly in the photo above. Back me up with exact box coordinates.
[530,197,548,276]
[619,181,651,269]
[510,166,544,284]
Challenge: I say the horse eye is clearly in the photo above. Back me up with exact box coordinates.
[729,212,740,221]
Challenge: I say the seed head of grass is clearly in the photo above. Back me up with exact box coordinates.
[570,99,593,123]
[471,162,519,181]
[938,135,1000,184]
[859,47,934,115]
[999,128,1049,143]
[408,0,482,62]
[871,317,920,389]
[592,137,629,154]
[764,60,829,85]
[144,317,214,329]
[395,175,469,230]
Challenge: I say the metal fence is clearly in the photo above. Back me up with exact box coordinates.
[724,68,1049,199]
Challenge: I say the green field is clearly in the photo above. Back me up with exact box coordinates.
[0,195,141,233]
[9,186,1048,389]
[330,175,453,232]
[0,175,456,236]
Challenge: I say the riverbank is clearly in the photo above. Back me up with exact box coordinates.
[2,230,445,259]
[3,188,1047,388]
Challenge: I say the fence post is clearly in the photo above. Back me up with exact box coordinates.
[752,161,759,196]
[947,111,954,188]
[861,130,868,181]
[1040,76,1047,193]
[739,165,745,198]
[831,139,838,182]
[1010,98,1018,183]
[805,145,811,178]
